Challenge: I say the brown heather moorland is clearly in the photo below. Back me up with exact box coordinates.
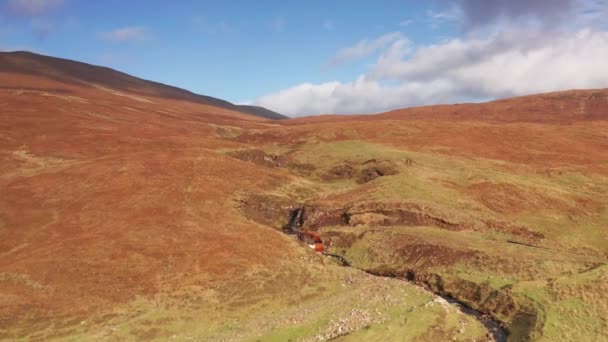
[1,52,607,341]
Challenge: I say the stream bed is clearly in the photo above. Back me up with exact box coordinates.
[359,268,508,341]
[445,297,507,342]
[285,207,508,341]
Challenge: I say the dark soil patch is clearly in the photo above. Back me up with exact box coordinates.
[285,162,316,176]
[228,149,316,176]
[393,242,481,268]
[228,149,282,168]
[321,159,400,183]
[321,163,355,181]
[237,193,298,229]
[303,202,460,232]
[321,231,363,249]
[357,163,399,184]
[483,220,544,243]
[304,201,544,244]
[132,328,166,340]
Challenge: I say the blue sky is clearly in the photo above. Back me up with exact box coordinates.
[1,0,608,116]
[1,1,451,100]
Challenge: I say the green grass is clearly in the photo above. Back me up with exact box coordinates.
[515,265,608,341]
[322,223,607,340]
[21,264,490,341]
[221,139,608,340]
[284,141,607,253]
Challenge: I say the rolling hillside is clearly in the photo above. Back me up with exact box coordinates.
[0,51,287,120]
[1,54,607,341]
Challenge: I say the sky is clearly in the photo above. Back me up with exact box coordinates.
[1,0,607,117]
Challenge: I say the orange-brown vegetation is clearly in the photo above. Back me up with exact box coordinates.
[1,52,607,340]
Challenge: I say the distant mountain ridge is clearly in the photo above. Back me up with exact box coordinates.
[0,51,287,120]
[279,88,608,125]
[380,88,608,123]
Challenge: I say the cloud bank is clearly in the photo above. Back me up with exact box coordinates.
[253,1,608,117]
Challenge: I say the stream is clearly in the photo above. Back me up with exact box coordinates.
[286,207,508,342]
[445,297,507,342]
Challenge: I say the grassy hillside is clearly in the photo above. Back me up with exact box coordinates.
[0,70,488,341]
[1,60,607,340]
[228,119,608,340]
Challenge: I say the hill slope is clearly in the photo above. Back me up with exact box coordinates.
[380,89,608,123]
[281,88,608,125]
[0,51,287,120]
[0,57,495,341]
[1,58,607,341]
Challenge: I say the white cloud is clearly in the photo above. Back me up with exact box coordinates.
[254,28,608,117]
[6,0,64,16]
[254,81,343,115]
[327,32,405,67]
[99,26,150,43]
[253,76,465,117]
[372,28,608,97]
